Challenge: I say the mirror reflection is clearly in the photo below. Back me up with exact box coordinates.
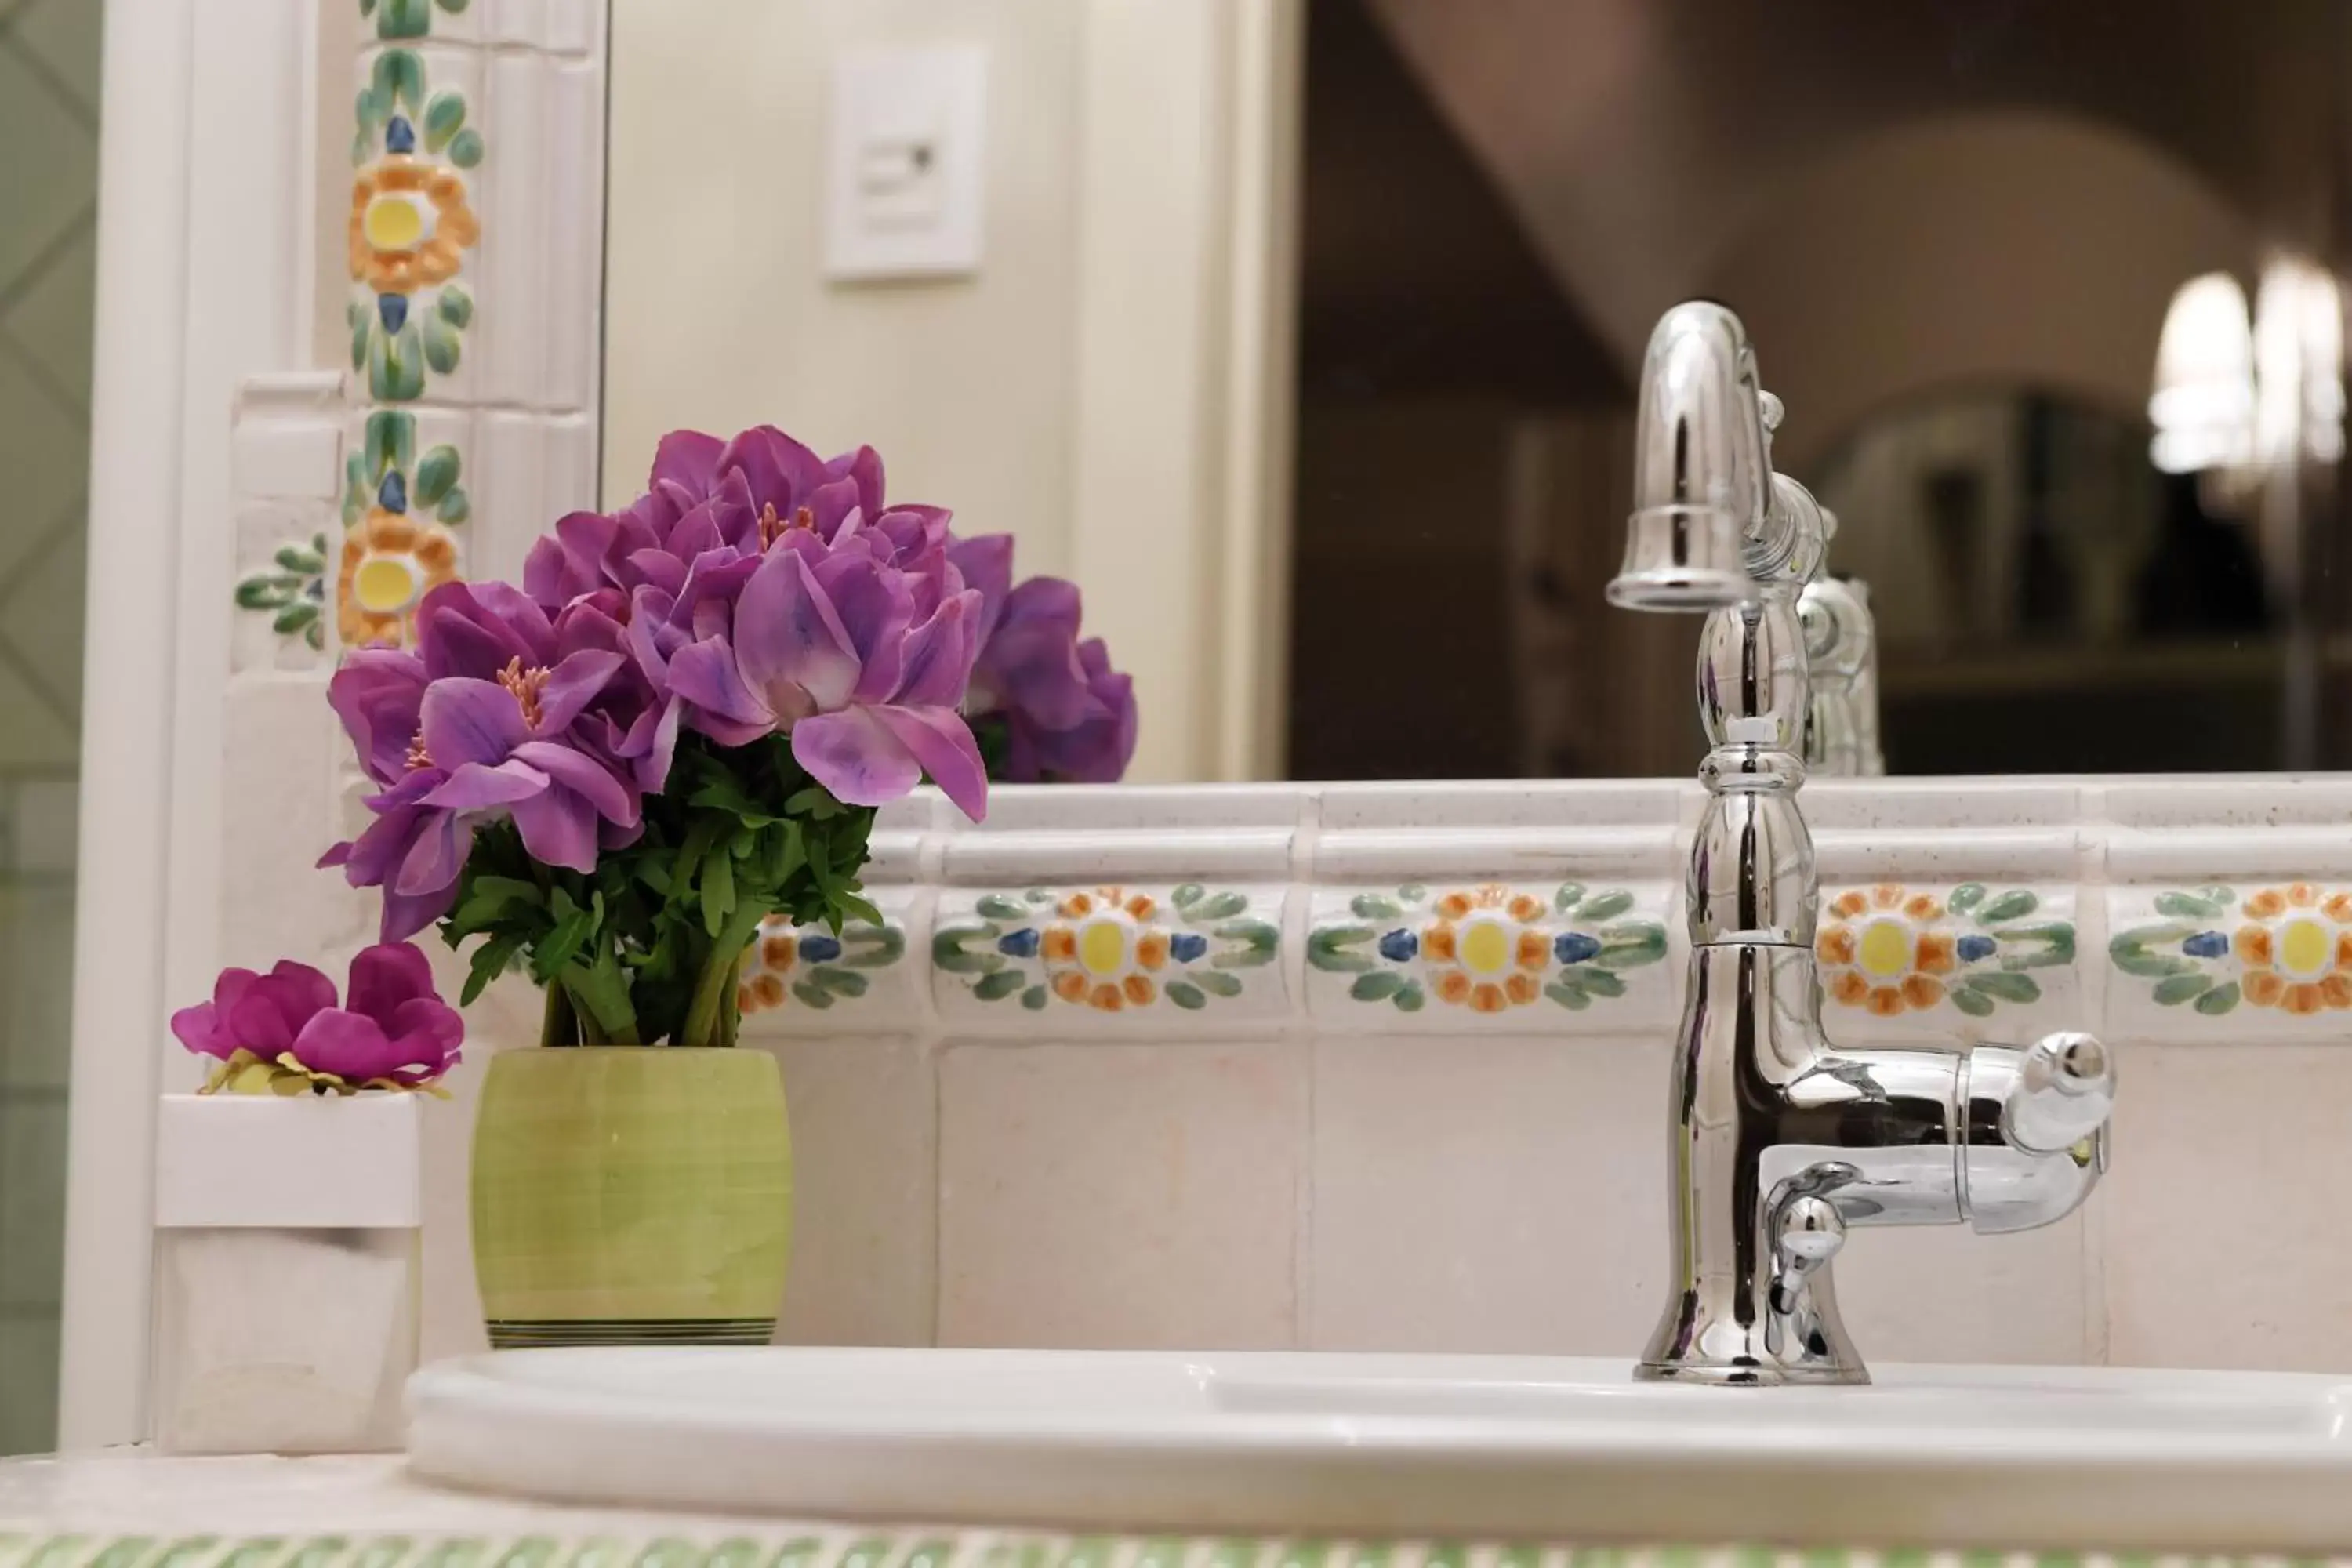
[604,0,2350,780]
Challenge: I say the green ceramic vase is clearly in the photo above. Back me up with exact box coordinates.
[470,1046,792,1349]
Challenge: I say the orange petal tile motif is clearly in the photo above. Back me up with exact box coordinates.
[1308,882,1668,1015]
[1815,883,2072,1020]
[2111,883,2352,1018]
[934,886,1281,1013]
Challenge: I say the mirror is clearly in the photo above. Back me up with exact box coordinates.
[603,0,2350,780]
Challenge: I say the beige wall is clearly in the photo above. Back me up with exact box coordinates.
[603,0,1087,576]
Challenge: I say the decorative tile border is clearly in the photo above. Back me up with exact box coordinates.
[933,884,1287,1025]
[726,777,2352,1047]
[1,1531,2249,1568]
[1308,880,1668,1019]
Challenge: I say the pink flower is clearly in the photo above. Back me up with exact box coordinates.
[172,943,464,1090]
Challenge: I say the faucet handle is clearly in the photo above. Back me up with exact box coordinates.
[2005,1031,2114,1156]
[1958,1032,2114,1235]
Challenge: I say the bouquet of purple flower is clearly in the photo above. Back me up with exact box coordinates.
[318,426,1135,1050]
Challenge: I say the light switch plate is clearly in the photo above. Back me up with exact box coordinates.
[824,45,988,282]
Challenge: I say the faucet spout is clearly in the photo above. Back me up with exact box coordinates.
[1613,302,2115,1386]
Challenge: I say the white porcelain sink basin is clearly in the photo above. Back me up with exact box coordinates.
[406,1348,2352,1550]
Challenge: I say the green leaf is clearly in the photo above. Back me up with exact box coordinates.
[365,408,415,480]
[1191,971,1243,998]
[1976,890,2040,924]
[273,543,326,575]
[792,980,834,1010]
[460,932,522,1005]
[379,0,431,38]
[451,875,541,930]
[422,310,461,375]
[371,319,426,401]
[701,848,735,938]
[1545,981,1591,1011]
[1351,893,1402,920]
[975,894,1028,921]
[234,576,295,609]
[1171,883,1206,910]
[931,924,1004,975]
[1306,925,1374,973]
[1562,964,1625,998]
[449,128,485,169]
[1020,985,1049,1011]
[437,0,470,11]
[972,969,1025,1003]
[436,487,470,524]
[306,619,325,652]
[1577,890,1634,922]
[350,309,370,372]
[1165,981,1206,1010]
[1949,984,1995,1018]
[423,90,466,151]
[373,48,426,112]
[783,785,842,818]
[1593,923,1668,969]
[2153,973,2213,1007]
[1212,919,1280,968]
[1185,891,1248,922]
[1350,972,1403,1003]
[809,966,866,997]
[271,601,320,636]
[1947,883,1987,914]
[1552,883,1586,913]
[1967,971,2042,1004]
[1392,981,1426,1012]
[2194,981,2241,1015]
[414,445,460,506]
[1998,922,2077,970]
[842,924,906,968]
[437,284,474,327]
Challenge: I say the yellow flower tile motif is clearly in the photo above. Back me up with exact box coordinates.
[349,155,478,295]
[2114,883,2352,1018]
[935,885,1279,1011]
[1817,883,2072,1019]
[1309,881,1665,1013]
[337,505,459,648]
[1421,884,1553,1013]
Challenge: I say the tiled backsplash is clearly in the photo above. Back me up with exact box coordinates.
[343,774,2352,1374]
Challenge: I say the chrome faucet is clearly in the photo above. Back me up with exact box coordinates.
[1798,574,1882,776]
[1609,303,2113,1386]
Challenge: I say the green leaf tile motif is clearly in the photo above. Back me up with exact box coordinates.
[936,884,1279,1012]
[2111,881,2352,1018]
[1817,882,2074,1021]
[233,529,332,652]
[738,913,906,1017]
[1311,881,1667,1014]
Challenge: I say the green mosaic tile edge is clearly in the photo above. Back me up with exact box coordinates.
[0,1537,2328,1568]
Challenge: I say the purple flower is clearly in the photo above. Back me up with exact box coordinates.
[660,539,989,818]
[952,536,1138,784]
[172,943,463,1089]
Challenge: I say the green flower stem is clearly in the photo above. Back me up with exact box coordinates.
[539,979,579,1047]
[682,899,769,1049]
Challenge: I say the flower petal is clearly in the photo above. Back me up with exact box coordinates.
[789,706,922,808]
[511,740,638,826]
[735,547,861,712]
[649,427,724,493]
[869,703,989,821]
[421,758,550,813]
[895,589,979,708]
[510,788,601,872]
[532,648,626,734]
[947,533,1014,642]
[667,635,773,727]
[394,809,468,898]
[814,553,915,703]
[327,649,430,786]
[382,996,465,1080]
[420,677,531,768]
[346,941,437,1025]
[289,1007,402,1081]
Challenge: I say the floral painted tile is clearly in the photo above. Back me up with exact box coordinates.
[933,884,1285,1025]
[2110,882,2352,1035]
[1306,880,1672,1031]
[1815,882,2076,1022]
[332,409,466,649]
[738,916,908,1015]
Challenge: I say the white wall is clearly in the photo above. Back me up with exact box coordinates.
[602,1,1302,783]
[603,0,1088,575]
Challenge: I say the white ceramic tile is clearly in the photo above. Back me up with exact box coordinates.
[1810,829,2082,883]
[942,829,1295,884]
[543,60,601,416]
[2100,775,2352,829]
[938,1040,1305,1348]
[1308,1035,1664,1355]
[473,410,546,594]
[1832,1213,2090,1366]
[0,1100,66,1308]
[477,52,549,408]
[1801,778,2083,831]
[933,884,1289,1034]
[2103,1044,2352,1371]
[2104,880,2352,1044]
[230,500,336,674]
[1316,779,1684,832]
[1810,879,2085,1047]
[972,784,1306,835]
[762,1036,937,1347]
[1305,880,1675,1036]
[218,677,372,962]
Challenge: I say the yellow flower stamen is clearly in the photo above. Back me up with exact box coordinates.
[405,729,433,771]
[496,655,550,729]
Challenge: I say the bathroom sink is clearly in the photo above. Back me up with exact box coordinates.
[406,1348,2352,1549]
